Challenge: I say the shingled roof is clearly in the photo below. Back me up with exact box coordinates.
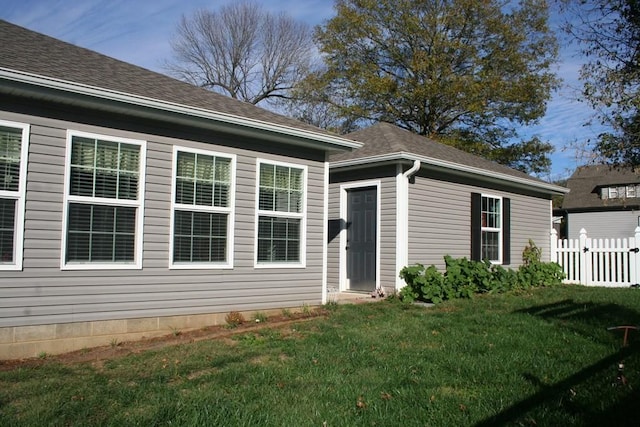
[0,20,358,150]
[331,122,566,194]
[562,165,640,210]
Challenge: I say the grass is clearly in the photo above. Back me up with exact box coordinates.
[1,285,640,426]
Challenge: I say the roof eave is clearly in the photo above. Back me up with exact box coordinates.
[330,152,569,195]
[0,68,362,152]
[561,204,640,213]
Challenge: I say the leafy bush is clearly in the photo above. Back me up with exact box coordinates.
[399,241,565,304]
[517,261,564,288]
[490,264,519,293]
[517,239,564,288]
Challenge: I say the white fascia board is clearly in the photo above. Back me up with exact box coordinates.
[0,68,362,151]
[331,152,569,195]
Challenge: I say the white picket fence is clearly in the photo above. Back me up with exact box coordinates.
[550,227,640,287]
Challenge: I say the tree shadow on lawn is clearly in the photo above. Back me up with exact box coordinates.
[475,299,640,426]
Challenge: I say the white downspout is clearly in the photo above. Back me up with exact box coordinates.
[395,160,421,291]
[404,160,422,179]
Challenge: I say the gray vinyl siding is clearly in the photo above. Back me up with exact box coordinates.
[327,167,397,290]
[378,175,397,287]
[0,108,328,328]
[326,181,341,290]
[567,210,640,240]
[407,172,551,270]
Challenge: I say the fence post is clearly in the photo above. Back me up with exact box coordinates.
[550,229,558,264]
[634,227,640,286]
[579,228,589,285]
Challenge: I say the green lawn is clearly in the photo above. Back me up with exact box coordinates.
[2,285,640,426]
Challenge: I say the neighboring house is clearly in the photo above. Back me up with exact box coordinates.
[559,165,640,239]
[327,123,568,294]
[0,20,361,359]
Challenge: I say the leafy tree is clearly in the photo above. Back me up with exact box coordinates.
[165,1,315,106]
[562,0,640,166]
[296,0,559,174]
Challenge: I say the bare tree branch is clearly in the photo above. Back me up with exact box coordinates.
[164,1,314,106]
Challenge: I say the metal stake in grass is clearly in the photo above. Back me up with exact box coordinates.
[607,325,638,387]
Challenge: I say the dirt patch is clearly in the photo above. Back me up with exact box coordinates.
[0,309,328,371]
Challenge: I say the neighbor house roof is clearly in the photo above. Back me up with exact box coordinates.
[561,164,640,211]
[0,20,360,152]
[331,122,567,195]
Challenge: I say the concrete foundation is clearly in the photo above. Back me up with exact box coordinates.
[0,308,290,360]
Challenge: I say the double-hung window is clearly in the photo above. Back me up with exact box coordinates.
[0,120,29,270]
[471,193,510,265]
[481,195,502,263]
[62,131,145,269]
[170,147,235,268]
[256,160,306,266]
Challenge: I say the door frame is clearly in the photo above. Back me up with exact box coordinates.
[339,180,381,292]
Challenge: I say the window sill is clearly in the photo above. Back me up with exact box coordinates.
[169,262,233,270]
[254,262,306,269]
[61,262,142,271]
[0,263,22,271]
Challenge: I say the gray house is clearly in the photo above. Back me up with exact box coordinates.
[559,165,640,239]
[0,20,360,359]
[0,20,567,359]
[328,123,567,294]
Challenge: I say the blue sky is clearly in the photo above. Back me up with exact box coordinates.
[1,0,605,180]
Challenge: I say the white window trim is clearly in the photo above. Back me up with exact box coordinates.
[254,158,307,268]
[481,193,503,265]
[339,180,381,292]
[0,119,29,271]
[169,145,236,269]
[60,130,146,270]
[609,187,619,199]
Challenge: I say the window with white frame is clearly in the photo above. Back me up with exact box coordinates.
[256,160,306,264]
[63,132,145,268]
[170,147,234,267]
[481,195,502,263]
[0,121,29,270]
[601,184,640,200]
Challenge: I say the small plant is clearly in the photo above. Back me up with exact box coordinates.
[225,311,246,328]
[281,308,293,318]
[325,299,339,311]
[518,239,564,287]
[522,239,542,266]
[301,303,312,317]
[37,351,48,360]
[253,312,268,323]
[110,338,120,348]
[169,326,181,336]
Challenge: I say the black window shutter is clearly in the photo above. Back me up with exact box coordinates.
[471,193,481,261]
[502,197,511,265]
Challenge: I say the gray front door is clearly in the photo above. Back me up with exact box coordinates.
[346,187,377,291]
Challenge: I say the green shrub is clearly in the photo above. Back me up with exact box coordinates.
[517,239,565,287]
[490,264,519,293]
[517,261,564,287]
[399,241,565,304]
[420,264,449,303]
[443,255,487,296]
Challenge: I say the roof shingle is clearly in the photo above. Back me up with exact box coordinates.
[562,165,640,210]
[332,122,553,186]
[0,19,334,136]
